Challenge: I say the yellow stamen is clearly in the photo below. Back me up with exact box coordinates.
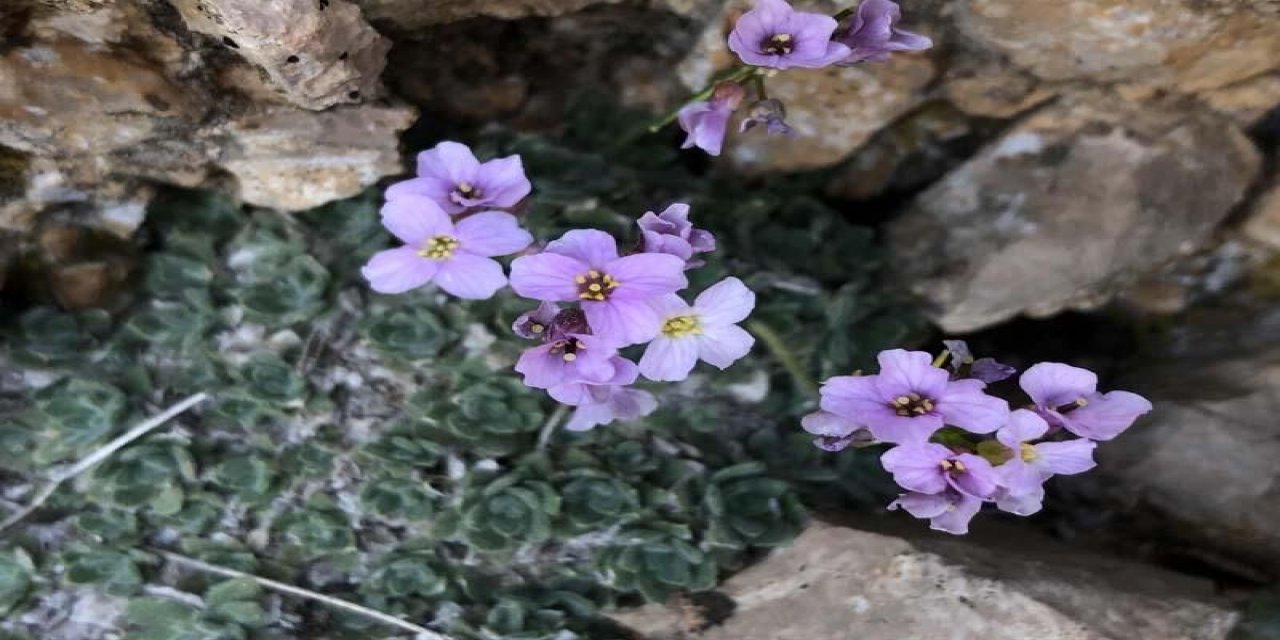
[417,235,459,260]
[1019,443,1039,463]
[661,314,703,339]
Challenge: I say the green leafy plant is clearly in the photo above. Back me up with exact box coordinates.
[703,462,806,550]
[600,529,717,603]
[0,550,33,617]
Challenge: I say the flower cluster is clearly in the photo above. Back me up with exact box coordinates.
[804,342,1152,534]
[363,142,756,433]
[674,0,931,155]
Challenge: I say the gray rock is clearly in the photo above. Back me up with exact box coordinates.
[886,93,1260,333]
[613,521,1239,640]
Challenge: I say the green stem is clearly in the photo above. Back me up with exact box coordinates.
[751,73,768,101]
[647,66,759,133]
[747,320,818,397]
[931,349,951,369]
[833,6,857,22]
[536,404,570,451]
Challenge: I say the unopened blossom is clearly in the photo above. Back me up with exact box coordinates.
[728,0,851,70]
[820,349,1009,444]
[677,83,746,156]
[386,141,532,214]
[890,489,982,535]
[992,409,1097,515]
[801,410,873,452]
[881,443,999,499]
[1019,362,1152,441]
[638,278,755,382]
[564,384,659,432]
[515,333,621,390]
[509,230,687,345]
[835,0,933,65]
[942,339,1016,383]
[637,203,716,264]
[362,195,532,298]
[739,99,794,137]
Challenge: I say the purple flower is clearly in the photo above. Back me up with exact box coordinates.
[512,302,562,340]
[386,141,532,214]
[881,443,999,498]
[801,410,873,452]
[549,356,640,405]
[637,203,716,264]
[1019,362,1152,441]
[819,349,1009,444]
[361,195,532,298]
[677,83,745,156]
[835,0,933,65]
[514,333,621,390]
[728,0,851,70]
[738,99,794,137]
[890,489,982,535]
[564,384,659,432]
[992,409,1097,515]
[509,230,688,346]
[638,278,755,382]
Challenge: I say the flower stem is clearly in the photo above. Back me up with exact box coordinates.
[833,5,857,22]
[152,549,451,639]
[647,66,760,133]
[537,404,570,451]
[0,392,209,534]
[747,320,818,397]
[932,349,951,369]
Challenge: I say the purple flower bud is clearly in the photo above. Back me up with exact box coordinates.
[835,0,933,65]
[739,99,794,137]
[677,82,745,156]
[970,358,1017,384]
[637,203,716,265]
[512,302,561,340]
[801,410,874,452]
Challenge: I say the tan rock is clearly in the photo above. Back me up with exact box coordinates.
[943,59,1055,118]
[1242,183,1280,252]
[887,93,1260,333]
[171,0,390,110]
[217,103,417,211]
[355,0,716,27]
[615,521,1239,640]
[1203,73,1280,127]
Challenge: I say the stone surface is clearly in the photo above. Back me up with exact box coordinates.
[356,0,716,27]
[1242,183,1280,252]
[613,521,1239,640]
[886,94,1260,333]
[171,0,390,110]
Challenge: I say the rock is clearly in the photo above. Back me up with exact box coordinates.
[613,521,1239,640]
[216,103,416,211]
[677,0,936,173]
[356,0,716,28]
[170,0,390,110]
[955,0,1280,92]
[1202,74,1280,127]
[942,56,1055,119]
[1242,183,1280,252]
[886,93,1260,333]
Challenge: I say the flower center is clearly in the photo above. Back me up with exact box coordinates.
[451,181,482,204]
[1055,397,1089,414]
[940,458,967,474]
[761,33,794,55]
[417,235,459,260]
[891,392,935,417]
[1019,443,1039,463]
[575,269,620,302]
[661,314,702,338]
[549,337,585,362]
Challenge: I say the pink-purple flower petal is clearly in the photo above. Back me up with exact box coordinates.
[583,297,662,346]
[873,349,948,400]
[433,254,508,299]
[473,155,532,208]
[693,277,755,326]
[639,336,700,382]
[1059,390,1152,441]
[509,253,589,302]
[696,325,754,369]
[454,211,533,257]
[1034,439,1098,475]
[996,409,1050,449]
[605,253,688,300]
[380,195,452,245]
[936,378,1009,434]
[880,443,950,494]
[362,247,439,294]
[1020,362,1098,408]
[545,229,620,268]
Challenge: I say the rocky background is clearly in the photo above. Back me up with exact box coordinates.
[3,0,1280,639]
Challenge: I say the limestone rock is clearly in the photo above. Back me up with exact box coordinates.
[171,0,390,110]
[1243,184,1280,252]
[886,94,1260,333]
[614,521,1239,640]
[216,103,417,211]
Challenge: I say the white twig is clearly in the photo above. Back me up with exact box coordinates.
[153,549,450,640]
[536,404,570,451]
[0,392,209,533]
